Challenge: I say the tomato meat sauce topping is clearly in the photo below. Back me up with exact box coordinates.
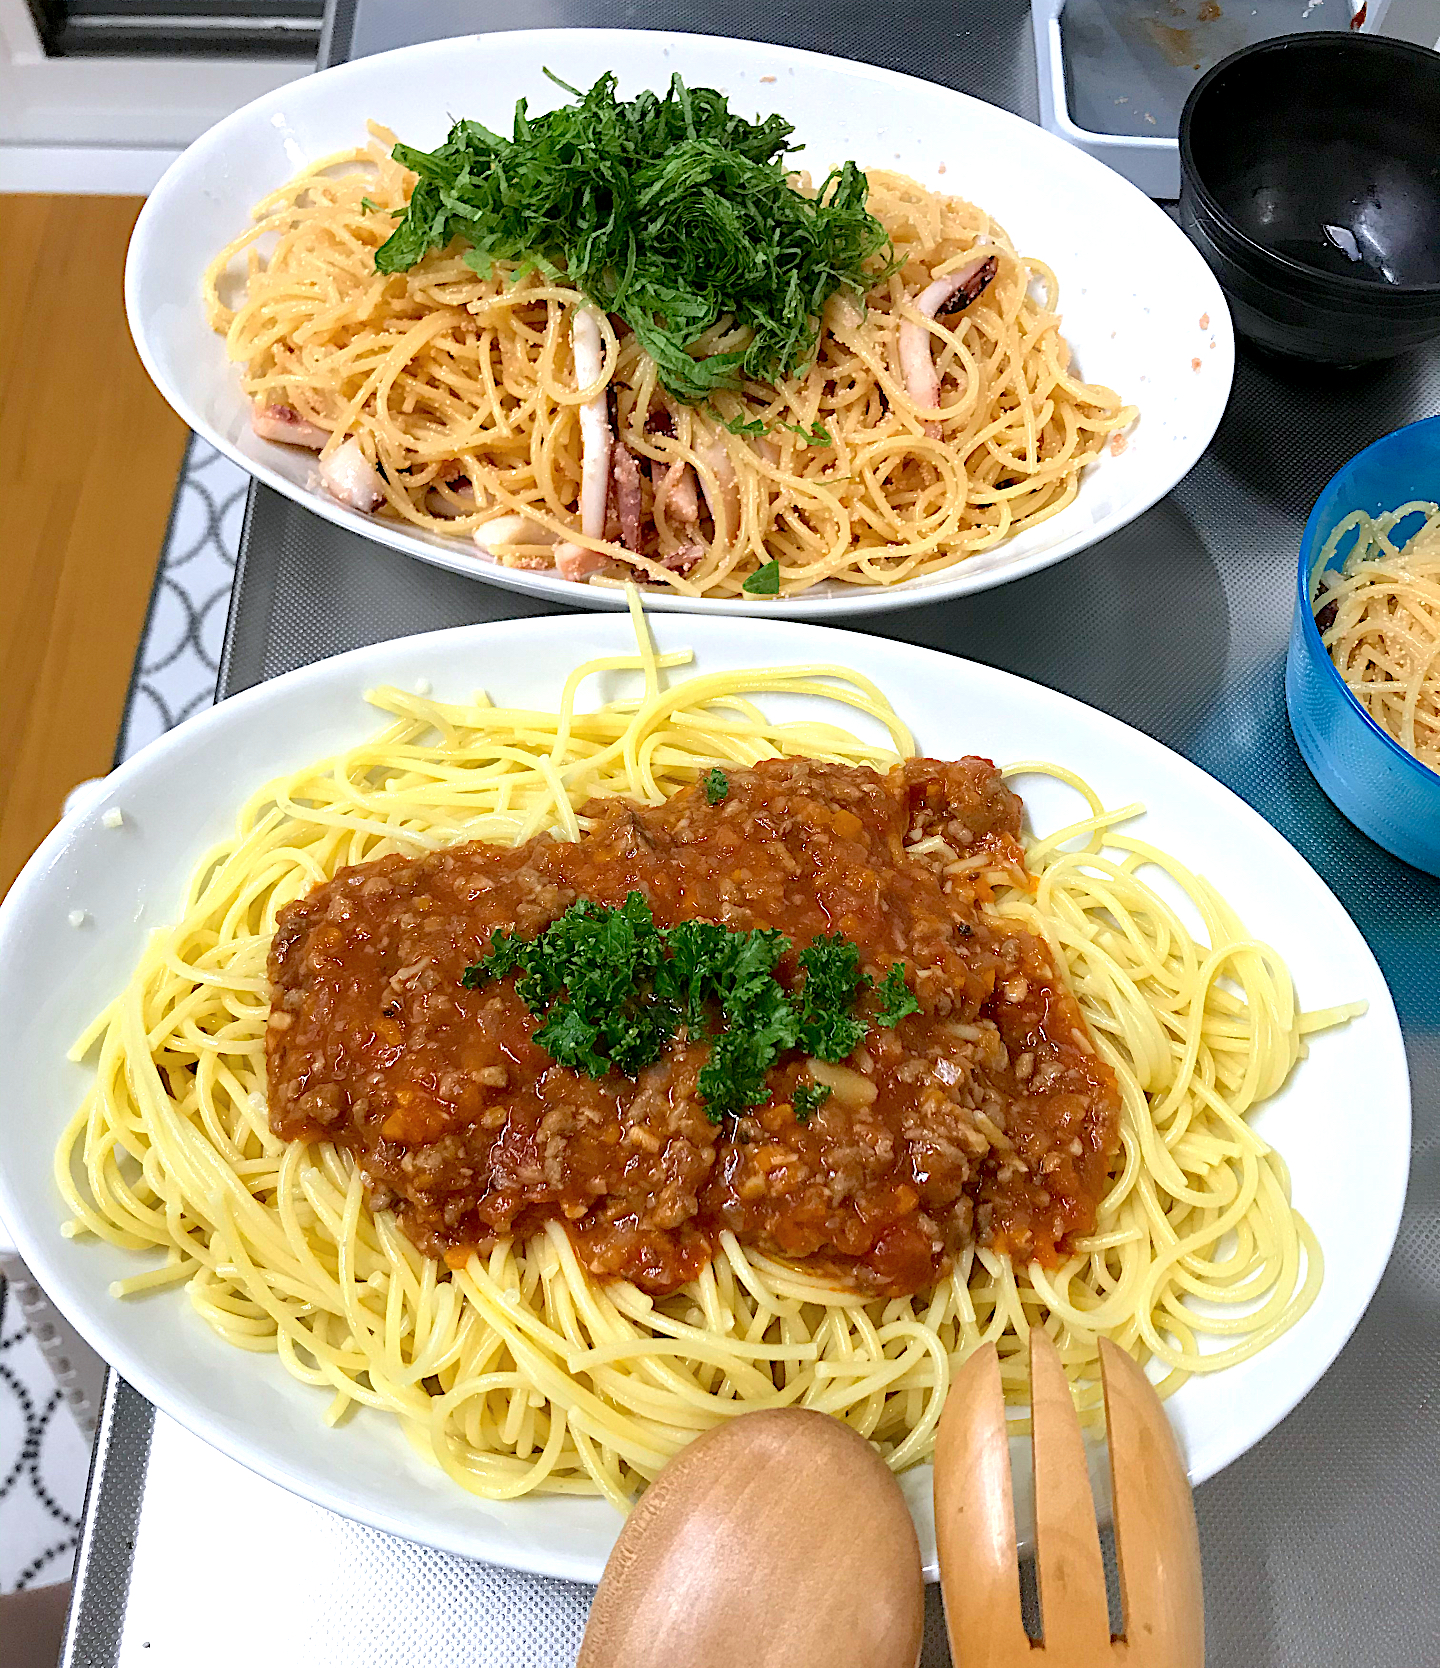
[267,757,1120,1297]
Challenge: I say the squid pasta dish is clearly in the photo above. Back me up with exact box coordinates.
[202,72,1134,599]
[60,602,1360,1505]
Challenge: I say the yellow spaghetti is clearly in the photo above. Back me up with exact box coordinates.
[1314,500,1440,772]
[202,126,1134,600]
[57,604,1354,1504]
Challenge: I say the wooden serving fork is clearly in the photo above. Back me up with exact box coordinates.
[934,1330,1203,1667]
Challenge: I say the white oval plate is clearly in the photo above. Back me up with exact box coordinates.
[125,28,1233,618]
[0,616,1405,1582]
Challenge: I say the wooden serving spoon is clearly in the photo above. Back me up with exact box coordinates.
[578,1407,925,1668]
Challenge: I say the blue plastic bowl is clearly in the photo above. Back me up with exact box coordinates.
[1286,414,1440,875]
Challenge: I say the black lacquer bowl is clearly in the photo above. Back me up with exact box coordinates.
[1179,32,1440,365]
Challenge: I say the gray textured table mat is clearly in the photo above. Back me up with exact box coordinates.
[69,1,1440,1664]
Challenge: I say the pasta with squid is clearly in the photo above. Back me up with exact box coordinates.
[202,125,1134,600]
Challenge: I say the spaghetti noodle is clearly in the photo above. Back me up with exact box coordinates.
[202,125,1134,599]
[57,603,1353,1504]
[1314,500,1440,772]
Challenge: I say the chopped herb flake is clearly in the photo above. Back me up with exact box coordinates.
[792,1082,832,1123]
[743,559,781,596]
[704,766,730,804]
[718,414,831,447]
[795,933,871,1060]
[876,962,921,1027]
[781,419,832,447]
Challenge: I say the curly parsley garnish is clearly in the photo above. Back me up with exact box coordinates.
[374,71,893,405]
[875,962,921,1028]
[794,934,871,1060]
[791,1082,832,1124]
[463,894,895,1122]
[703,767,730,804]
[467,892,675,1079]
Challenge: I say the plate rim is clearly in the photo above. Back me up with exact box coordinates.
[122,25,1235,619]
[0,611,1407,1581]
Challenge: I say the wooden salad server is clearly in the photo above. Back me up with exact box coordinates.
[934,1329,1204,1667]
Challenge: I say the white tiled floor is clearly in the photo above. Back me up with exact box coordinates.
[0,437,249,1593]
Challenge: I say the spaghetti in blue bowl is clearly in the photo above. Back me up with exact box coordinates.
[1286,415,1440,876]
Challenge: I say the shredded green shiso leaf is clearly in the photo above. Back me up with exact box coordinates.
[375,70,893,406]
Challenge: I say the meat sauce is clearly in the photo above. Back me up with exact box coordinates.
[267,757,1119,1297]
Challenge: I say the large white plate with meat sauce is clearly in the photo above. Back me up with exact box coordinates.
[124,28,1232,617]
[0,616,1407,1581]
